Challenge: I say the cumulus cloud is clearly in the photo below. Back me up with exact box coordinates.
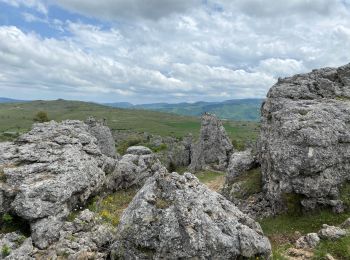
[0,0,48,14]
[1,0,350,102]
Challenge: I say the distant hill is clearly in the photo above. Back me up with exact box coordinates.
[0,97,28,103]
[104,99,264,121]
[0,100,259,147]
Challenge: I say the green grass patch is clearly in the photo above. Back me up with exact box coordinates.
[313,234,350,259]
[340,182,350,209]
[88,189,137,226]
[260,210,350,258]
[196,171,225,183]
[233,167,262,199]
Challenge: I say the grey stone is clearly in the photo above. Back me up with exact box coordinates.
[0,120,117,248]
[110,169,271,259]
[318,224,347,240]
[85,117,116,158]
[259,63,350,213]
[340,217,350,229]
[295,233,320,249]
[0,232,33,260]
[106,150,165,191]
[190,113,234,171]
[126,146,152,155]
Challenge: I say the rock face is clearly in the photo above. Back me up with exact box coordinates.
[0,120,117,249]
[110,169,271,259]
[106,146,165,191]
[190,113,234,171]
[85,117,116,158]
[260,63,350,213]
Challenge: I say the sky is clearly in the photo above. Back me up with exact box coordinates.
[0,0,350,104]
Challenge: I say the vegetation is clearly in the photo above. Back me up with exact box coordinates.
[196,171,226,191]
[0,100,259,149]
[233,167,262,199]
[0,213,30,235]
[88,189,137,226]
[1,245,11,257]
[260,210,350,259]
[33,111,49,123]
[314,234,350,259]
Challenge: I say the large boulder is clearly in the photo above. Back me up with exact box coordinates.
[259,63,350,213]
[189,113,234,171]
[110,169,271,259]
[0,120,117,249]
[85,117,116,158]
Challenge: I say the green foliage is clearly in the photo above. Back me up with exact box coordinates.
[146,143,168,153]
[88,189,137,226]
[232,168,262,199]
[1,245,10,257]
[2,213,13,224]
[313,234,350,259]
[117,137,143,155]
[33,111,49,123]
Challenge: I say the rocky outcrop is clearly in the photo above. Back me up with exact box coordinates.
[106,146,165,191]
[190,113,234,171]
[0,120,117,249]
[85,117,116,158]
[110,169,271,259]
[259,63,350,213]
[0,232,33,259]
[33,210,116,259]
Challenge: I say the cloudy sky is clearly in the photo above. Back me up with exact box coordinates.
[0,0,350,103]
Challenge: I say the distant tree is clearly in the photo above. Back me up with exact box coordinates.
[33,111,49,123]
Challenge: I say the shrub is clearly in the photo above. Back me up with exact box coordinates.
[33,111,49,123]
[1,245,10,257]
[2,213,13,224]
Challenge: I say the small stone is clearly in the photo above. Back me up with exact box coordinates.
[126,146,152,155]
[318,224,347,240]
[295,233,320,249]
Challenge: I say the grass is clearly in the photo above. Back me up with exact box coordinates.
[260,210,350,258]
[0,213,30,236]
[0,100,259,149]
[1,245,10,257]
[196,171,226,191]
[88,189,137,226]
[313,235,350,259]
[232,167,262,199]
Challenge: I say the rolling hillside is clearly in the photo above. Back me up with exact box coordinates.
[104,98,264,121]
[0,100,259,147]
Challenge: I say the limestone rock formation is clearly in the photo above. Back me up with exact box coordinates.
[106,145,165,191]
[0,232,33,260]
[110,169,271,259]
[33,210,116,259]
[190,113,234,171]
[259,63,350,213]
[0,120,117,249]
[85,117,116,158]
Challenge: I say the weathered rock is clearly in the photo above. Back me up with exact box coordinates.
[110,169,271,259]
[106,146,165,191]
[190,113,234,171]
[0,120,117,249]
[226,150,258,182]
[126,146,152,155]
[295,233,320,249]
[318,224,347,240]
[0,232,33,260]
[33,209,116,260]
[286,248,314,259]
[85,117,116,158]
[259,63,350,213]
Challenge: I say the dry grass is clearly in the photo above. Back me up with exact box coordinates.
[196,171,226,192]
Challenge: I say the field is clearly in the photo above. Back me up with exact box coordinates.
[0,100,259,148]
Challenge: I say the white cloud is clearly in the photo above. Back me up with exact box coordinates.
[1,0,350,102]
